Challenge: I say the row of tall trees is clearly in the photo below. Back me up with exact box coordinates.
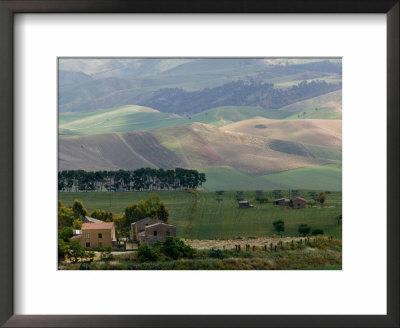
[58,168,206,192]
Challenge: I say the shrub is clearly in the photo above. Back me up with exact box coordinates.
[209,248,225,259]
[298,224,311,236]
[161,237,196,260]
[79,262,91,270]
[67,241,87,263]
[58,238,68,260]
[99,247,114,261]
[312,229,324,236]
[138,243,160,262]
[273,219,285,235]
[87,250,95,262]
[58,227,73,242]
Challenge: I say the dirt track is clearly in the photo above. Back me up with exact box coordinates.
[186,236,306,250]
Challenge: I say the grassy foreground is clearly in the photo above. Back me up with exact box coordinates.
[59,236,342,270]
[59,190,342,240]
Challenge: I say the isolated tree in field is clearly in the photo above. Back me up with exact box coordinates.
[298,223,311,236]
[273,219,285,236]
[318,192,326,206]
[72,200,88,220]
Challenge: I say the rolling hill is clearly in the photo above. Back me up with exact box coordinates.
[59,105,182,136]
[279,89,342,112]
[59,119,341,190]
[221,117,342,148]
[59,122,327,174]
[59,105,296,136]
[58,58,342,191]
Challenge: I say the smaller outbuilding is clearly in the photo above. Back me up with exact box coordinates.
[291,196,306,209]
[72,229,82,236]
[130,217,165,241]
[138,222,177,245]
[274,198,289,205]
[238,200,254,208]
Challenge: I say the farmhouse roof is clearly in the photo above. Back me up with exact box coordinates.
[131,217,161,226]
[238,200,250,204]
[145,222,175,229]
[275,198,289,201]
[82,222,114,230]
[291,196,306,201]
[84,216,103,223]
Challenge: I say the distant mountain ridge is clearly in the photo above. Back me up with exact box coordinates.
[59,58,342,113]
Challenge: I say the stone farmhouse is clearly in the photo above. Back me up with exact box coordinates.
[81,221,117,248]
[274,198,289,205]
[291,196,306,209]
[130,217,176,245]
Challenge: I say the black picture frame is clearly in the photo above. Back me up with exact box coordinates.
[0,1,398,327]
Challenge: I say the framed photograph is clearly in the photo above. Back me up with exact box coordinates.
[0,1,398,327]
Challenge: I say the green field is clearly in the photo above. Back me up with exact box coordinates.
[303,144,342,161]
[199,167,286,190]
[261,164,342,191]
[199,165,342,191]
[285,107,341,120]
[189,106,294,126]
[59,104,295,137]
[280,90,342,113]
[59,190,342,240]
[59,105,182,136]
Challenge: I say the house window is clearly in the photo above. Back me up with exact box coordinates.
[86,242,90,247]
[153,230,157,236]
[98,242,102,247]
[166,231,170,236]
[85,233,90,239]
[98,233,102,238]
